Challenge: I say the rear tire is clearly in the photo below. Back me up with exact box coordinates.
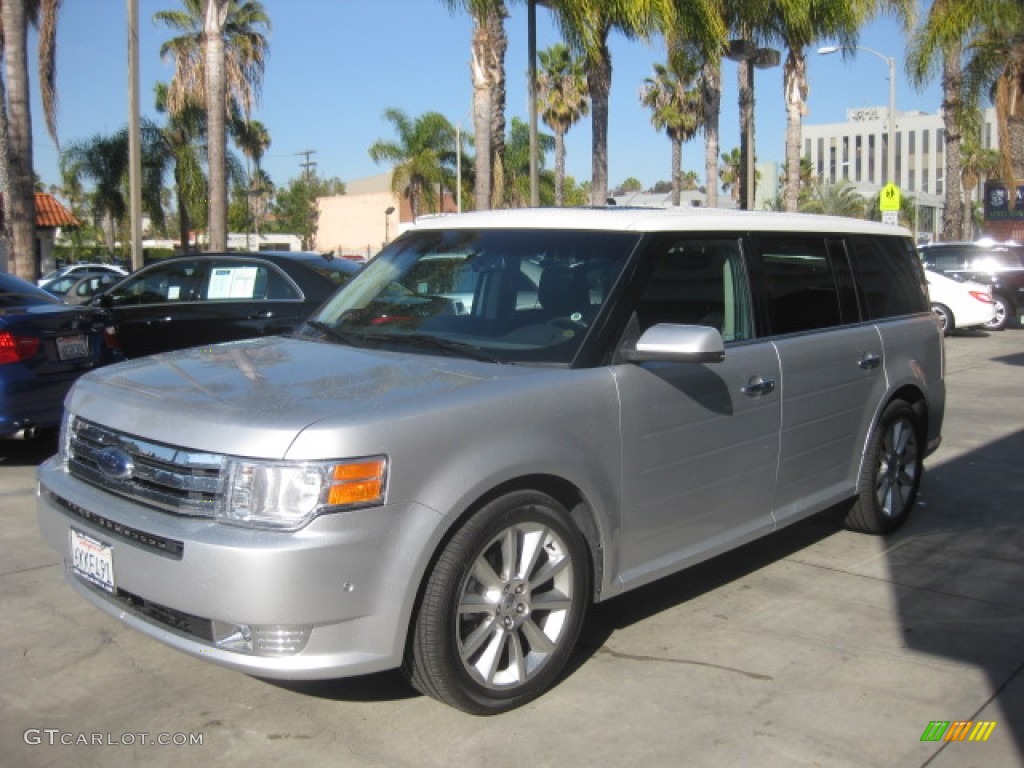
[931,303,954,336]
[984,294,1010,331]
[845,400,923,534]
[404,490,590,714]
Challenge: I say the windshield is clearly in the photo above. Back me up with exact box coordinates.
[298,228,639,364]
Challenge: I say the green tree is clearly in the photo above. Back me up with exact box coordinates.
[369,109,457,219]
[960,129,1000,238]
[959,3,1024,209]
[1,0,62,280]
[61,121,169,255]
[640,51,703,207]
[155,81,207,252]
[661,2,728,208]
[800,179,867,217]
[502,116,555,207]
[719,147,743,204]
[231,116,270,238]
[269,174,345,250]
[155,0,270,251]
[613,176,644,196]
[537,43,589,206]
[551,0,687,206]
[907,0,972,239]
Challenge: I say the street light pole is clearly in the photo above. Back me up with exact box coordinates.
[818,45,896,187]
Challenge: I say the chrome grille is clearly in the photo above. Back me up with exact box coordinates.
[67,416,224,516]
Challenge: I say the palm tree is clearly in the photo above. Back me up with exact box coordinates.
[960,128,1000,238]
[369,109,457,219]
[61,122,169,254]
[502,116,555,207]
[639,52,702,207]
[155,0,270,251]
[551,0,685,207]
[1,0,62,280]
[442,0,510,211]
[907,0,972,240]
[720,147,743,204]
[766,0,914,212]
[155,81,207,252]
[960,3,1024,212]
[537,44,589,206]
[800,179,867,217]
[231,116,270,239]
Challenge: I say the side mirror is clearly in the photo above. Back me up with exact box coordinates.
[624,323,725,364]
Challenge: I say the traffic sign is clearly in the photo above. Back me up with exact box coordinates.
[880,183,901,212]
[882,210,899,226]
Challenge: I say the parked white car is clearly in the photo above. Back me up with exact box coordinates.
[37,263,128,287]
[925,269,995,335]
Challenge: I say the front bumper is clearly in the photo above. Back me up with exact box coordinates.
[37,456,443,679]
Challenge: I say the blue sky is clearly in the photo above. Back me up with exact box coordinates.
[31,0,944,196]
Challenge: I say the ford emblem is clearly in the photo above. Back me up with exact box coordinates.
[95,446,135,481]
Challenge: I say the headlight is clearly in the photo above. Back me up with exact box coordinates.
[221,456,387,530]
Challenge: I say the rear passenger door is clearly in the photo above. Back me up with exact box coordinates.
[748,235,886,524]
[613,237,781,587]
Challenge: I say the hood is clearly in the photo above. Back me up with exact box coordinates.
[68,335,536,458]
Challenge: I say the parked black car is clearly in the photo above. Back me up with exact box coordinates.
[0,272,121,438]
[918,240,1024,330]
[92,251,362,357]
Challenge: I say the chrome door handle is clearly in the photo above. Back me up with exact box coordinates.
[247,311,274,320]
[146,316,173,325]
[741,377,776,397]
[859,353,881,370]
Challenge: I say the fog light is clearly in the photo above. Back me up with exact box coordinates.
[252,625,312,655]
[211,621,311,656]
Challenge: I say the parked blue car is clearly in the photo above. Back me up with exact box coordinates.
[1,271,121,438]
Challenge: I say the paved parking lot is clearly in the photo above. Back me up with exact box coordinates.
[2,330,1022,768]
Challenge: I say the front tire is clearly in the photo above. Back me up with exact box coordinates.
[845,400,923,534]
[405,490,590,714]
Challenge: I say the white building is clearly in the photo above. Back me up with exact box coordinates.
[801,106,998,239]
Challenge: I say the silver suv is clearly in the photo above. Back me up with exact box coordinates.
[38,208,945,714]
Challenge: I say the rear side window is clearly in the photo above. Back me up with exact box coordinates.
[203,261,300,301]
[848,236,929,319]
[922,246,968,270]
[749,236,849,335]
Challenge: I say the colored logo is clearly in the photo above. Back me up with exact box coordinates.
[94,446,135,481]
[920,720,997,742]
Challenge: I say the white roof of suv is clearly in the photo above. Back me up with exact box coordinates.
[411,207,912,236]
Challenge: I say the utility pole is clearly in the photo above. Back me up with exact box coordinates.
[127,0,143,269]
[295,150,318,250]
[296,149,318,181]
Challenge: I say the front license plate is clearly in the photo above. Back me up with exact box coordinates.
[56,334,89,360]
[70,528,115,593]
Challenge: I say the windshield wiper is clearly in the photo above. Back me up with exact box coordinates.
[394,333,503,364]
[304,321,380,348]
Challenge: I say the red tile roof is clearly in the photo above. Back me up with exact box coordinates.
[34,192,79,228]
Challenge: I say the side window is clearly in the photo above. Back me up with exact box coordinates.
[109,261,202,305]
[202,262,299,301]
[848,235,929,319]
[930,248,966,270]
[636,238,752,342]
[750,236,844,334]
